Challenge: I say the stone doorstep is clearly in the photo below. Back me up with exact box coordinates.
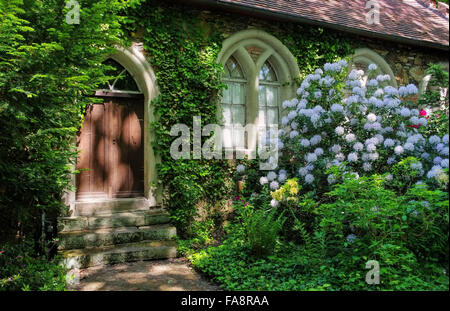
[61,240,178,269]
[58,209,171,233]
[74,198,153,217]
[58,224,177,250]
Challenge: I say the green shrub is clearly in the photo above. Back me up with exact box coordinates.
[245,208,285,258]
[0,242,67,291]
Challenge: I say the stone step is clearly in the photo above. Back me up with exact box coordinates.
[61,240,178,269]
[58,209,171,233]
[74,198,153,217]
[58,224,176,250]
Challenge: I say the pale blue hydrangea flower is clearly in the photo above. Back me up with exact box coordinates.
[306,153,318,163]
[443,134,449,145]
[300,139,310,148]
[440,159,449,168]
[305,174,315,184]
[290,130,299,139]
[368,63,378,71]
[387,157,397,165]
[267,171,277,181]
[298,167,308,176]
[331,144,342,153]
[314,148,324,156]
[331,103,344,113]
[291,121,298,130]
[270,181,280,190]
[384,138,395,148]
[367,79,378,87]
[310,135,322,145]
[346,234,358,243]
[429,135,441,145]
[314,90,322,99]
[404,143,414,151]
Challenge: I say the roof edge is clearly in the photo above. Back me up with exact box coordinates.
[179,0,449,51]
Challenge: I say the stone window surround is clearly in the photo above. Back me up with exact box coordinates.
[217,29,300,156]
[64,46,161,214]
[349,48,398,88]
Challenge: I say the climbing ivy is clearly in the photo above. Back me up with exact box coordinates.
[124,0,353,238]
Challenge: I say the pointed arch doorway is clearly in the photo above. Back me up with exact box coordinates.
[76,59,145,200]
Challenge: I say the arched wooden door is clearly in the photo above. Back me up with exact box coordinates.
[76,92,144,200]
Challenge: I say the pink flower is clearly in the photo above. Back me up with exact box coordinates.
[420,109,427,117]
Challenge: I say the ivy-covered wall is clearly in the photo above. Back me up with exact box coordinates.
[123,0,448,238]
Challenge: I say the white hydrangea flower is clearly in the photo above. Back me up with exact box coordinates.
[336,153,346,161]
[366,144,377,152]
[345,133,356,143]
[353,142,364,151]
[394,145,404,155]
[347,152,358,162]
[260,176,268,185]
[327,174,336,184]
[385,173,393,181]
[270,199,279,208]
[363,162,372,171]
[314,148,324,156]
[367,113,377,123]
[305,174,315,184]
[236,164,246,174]
[335,126,345,135]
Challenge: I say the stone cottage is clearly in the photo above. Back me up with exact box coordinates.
[59,0,449,268]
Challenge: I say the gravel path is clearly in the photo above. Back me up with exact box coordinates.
[68,258,220,291]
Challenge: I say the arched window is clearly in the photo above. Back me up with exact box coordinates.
[349,48,397,87]
[222,57,247,149]
[98,58,142,93]
[218,29,300,155]
[258,60,281,128]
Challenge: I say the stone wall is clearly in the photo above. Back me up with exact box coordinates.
[193,7,448,87]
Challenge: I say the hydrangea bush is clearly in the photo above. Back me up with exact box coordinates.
[247,60,449,204]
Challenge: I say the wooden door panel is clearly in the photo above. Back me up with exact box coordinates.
[76,104,109,199]
[76,97,144,200]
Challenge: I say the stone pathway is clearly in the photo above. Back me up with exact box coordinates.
[68,258,220,291]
